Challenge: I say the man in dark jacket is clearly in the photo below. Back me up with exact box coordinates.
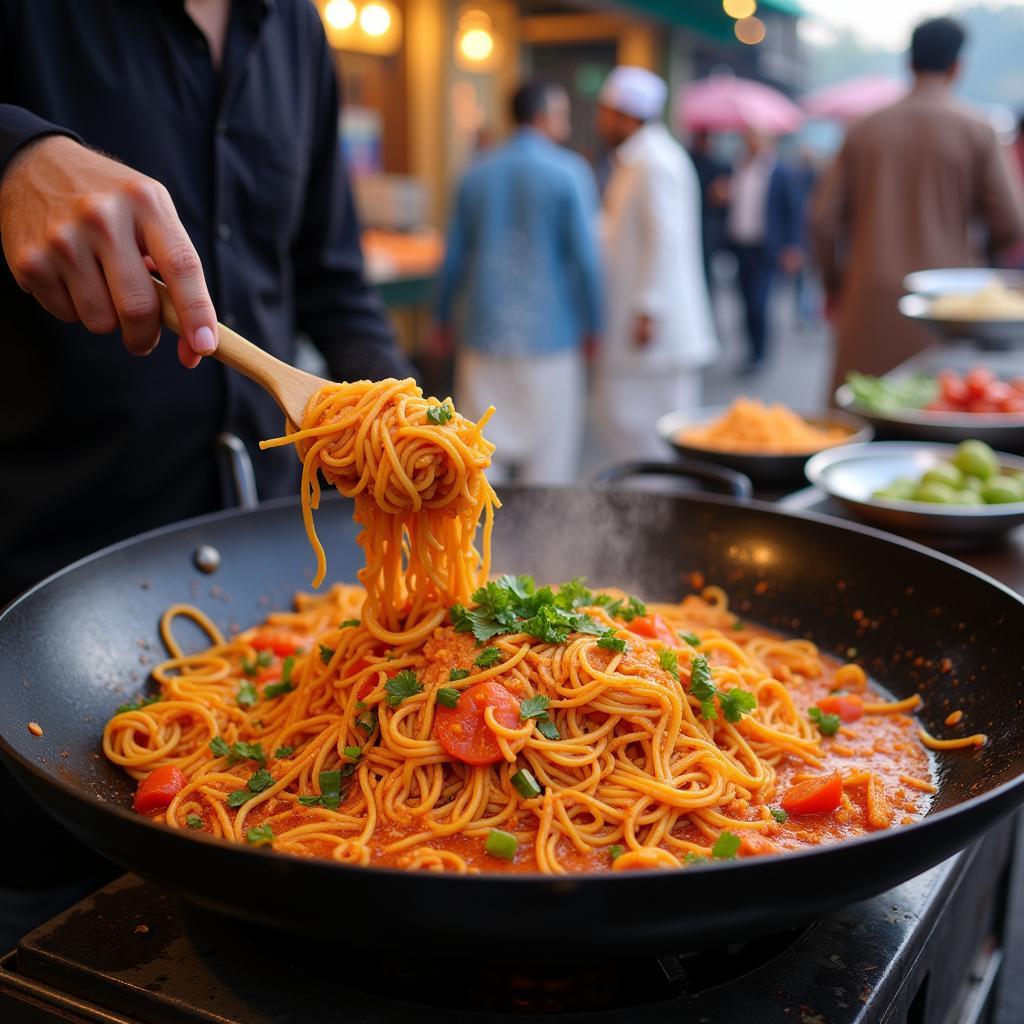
[0,0,411,947]
[725,130,801,373]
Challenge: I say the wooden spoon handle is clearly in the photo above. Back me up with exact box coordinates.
[152,277,321,424]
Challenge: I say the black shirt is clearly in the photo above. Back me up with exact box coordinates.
[0,0,413,603]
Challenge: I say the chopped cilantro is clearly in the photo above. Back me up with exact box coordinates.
[605,594,647,623]
[247,768,274,793]
[231,741,266,765]
[519,695,551,720]
[808,706,841,736]
[296,768,347,811]
[770,807,788,824]
[711,832,741,859]
[237,682,258,709]
[319,644,335,664]
[185,814,204,830]
[474,647,502,668]
[385,670,423,707]
[226,789,252,807]
[537,719,561,741]
[274,746,295,759]
[343,745,362,759]
[609,844,625,861]
[680,631,701,647]
[246,823,275,846]
[263,680,294,699]
[281,656,295,684]
[426,402,454,425]
[209,736,231,758]
[658,649,680,680]
[597,630,627,654]
[552,577,594,610]
[340,619,360,629]
[449,668,470,681]
[436,687,461,708]
[733,620,745,630]
[687,655,756,723]
[320,769,343,796]
[115,694,161,715]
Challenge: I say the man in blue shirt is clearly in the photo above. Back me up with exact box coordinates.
[436,82,601,484]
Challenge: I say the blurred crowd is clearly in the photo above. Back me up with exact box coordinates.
[433,15,1024,484]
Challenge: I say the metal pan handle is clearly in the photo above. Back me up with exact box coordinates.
[216,432,260,510]
[592,459,753,500]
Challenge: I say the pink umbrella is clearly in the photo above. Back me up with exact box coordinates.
[679,74,804,136]
[802,75,906,122]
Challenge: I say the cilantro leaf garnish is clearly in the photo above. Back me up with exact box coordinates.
[340,619,360,629]
[209,736,231,758]
[711,832,741,859]
[246,823,274,846]
[115,694,161,715]
[808,706,841,736]
[688,655,755,723]
[680,631,701,647]
[385,670,423,707]
[520,695,551,720]
[237,682,258,709]
[770,807,788,824]
[247,767,274,793]
[231,741,266,765]
[552,577,594,609]
[185,814,204,830]
[263,680,294,699]
[281,656,295,684]
[537,719,561,741]
[474,647,502,668]
[426,402,454,425]
[319,645,335,664]
[436,687,461,708]
[274,746,295,759]
[597,630,627,654]
[605,594,647,623]
[227,789,253,807]
[449,668,470,681]
[658,649,679,680]
[609,844,625,861]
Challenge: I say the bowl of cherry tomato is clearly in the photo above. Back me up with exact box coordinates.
[836,367,1024,449]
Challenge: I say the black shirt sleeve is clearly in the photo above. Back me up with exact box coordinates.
[291,23,415,384]
[0,104,81,179]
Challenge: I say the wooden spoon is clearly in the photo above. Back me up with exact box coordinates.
[153,278,324,425]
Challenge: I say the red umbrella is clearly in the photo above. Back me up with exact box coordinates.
[803,75,906,122]
[679,74,804,136]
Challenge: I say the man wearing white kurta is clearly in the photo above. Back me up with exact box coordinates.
[595,67,718,460]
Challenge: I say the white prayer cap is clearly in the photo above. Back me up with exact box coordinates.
[598,66,668,121]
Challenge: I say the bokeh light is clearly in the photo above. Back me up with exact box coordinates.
[735,16,767,44]
[324,0,356,30]
[360,3,392,36]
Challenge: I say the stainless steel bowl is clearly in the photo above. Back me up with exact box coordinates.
[657,407,872,486]
[835,383,1024,449]
[805,441,1024,542]
[899,268,1024,348]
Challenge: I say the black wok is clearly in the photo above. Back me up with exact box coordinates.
[2,479,1024,958]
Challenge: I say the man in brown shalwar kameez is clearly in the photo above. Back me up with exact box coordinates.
[812,17,1024,394]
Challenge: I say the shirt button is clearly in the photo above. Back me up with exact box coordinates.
[223,313,237,328]
[217,222,232,242]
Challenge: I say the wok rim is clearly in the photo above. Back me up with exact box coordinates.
[2,487,1024,887]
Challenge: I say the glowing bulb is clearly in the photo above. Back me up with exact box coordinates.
[735,16,766,44]
[459,27,494,62]
[360,3,392,36]
[723,0,756,18]
[324,0,356,30]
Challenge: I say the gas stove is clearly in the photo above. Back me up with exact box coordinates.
[1,813,1017,1023]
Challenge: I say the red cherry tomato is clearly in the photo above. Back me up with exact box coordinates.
[248,629,309,657]
[967,399,1000,414]
[781,771,843,816]
[940,375,968,404]
[628,615,678,645]
[965,367,996,398]
[815,693,864,722]
[985,381,1012,404]
[134,765,186,814]
[433,680,522,765]
[1000,396,1024,414]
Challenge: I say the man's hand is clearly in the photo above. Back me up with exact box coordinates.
[0,136,217,368]
[633,314,655,348]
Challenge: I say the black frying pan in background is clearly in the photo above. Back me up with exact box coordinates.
[1,475,1023,959]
